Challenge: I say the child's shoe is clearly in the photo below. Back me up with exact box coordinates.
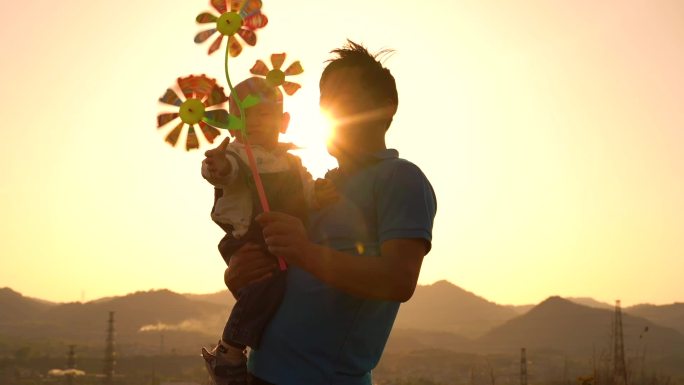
[201,341,248,385]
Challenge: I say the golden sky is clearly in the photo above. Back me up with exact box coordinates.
[1,0,682,306]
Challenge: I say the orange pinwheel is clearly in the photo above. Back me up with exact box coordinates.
[195,0,268,56]
[250,53,304,95]
[157,75,230,151]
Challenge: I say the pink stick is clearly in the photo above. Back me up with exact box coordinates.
[243,141,288,271]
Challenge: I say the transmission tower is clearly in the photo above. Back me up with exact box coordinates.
[103,311,116,384]
[520,348,528,385]
[612,300,627,385]
[66,345,76,385]
[160,330,165,355]
[67,345,76,369]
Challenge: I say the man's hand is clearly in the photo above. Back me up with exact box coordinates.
[256,212,314,265]
[224,243,278,298]
[202,137,232,178]
[314,178,339,208]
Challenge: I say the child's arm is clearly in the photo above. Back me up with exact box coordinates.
[201,138,239,188]
[201,155,236,187]
[294,157,338,208]
[313,178,338,208]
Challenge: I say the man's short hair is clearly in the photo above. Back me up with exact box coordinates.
[320,40,399,110]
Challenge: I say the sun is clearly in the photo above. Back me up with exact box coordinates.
[281,89,338,178]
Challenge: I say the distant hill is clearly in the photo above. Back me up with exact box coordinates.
[0,287,55,323]
[0,289,227,355]
[394,280,519,338]
[183,290,235,308]
[477,296,684,358]
[505,297,613,315]
[566,297,613,310]
[505,304,535,314]
[41,289,225,333]
[2,285,683,360]
[625,303,684,335]
[385,328,474,354]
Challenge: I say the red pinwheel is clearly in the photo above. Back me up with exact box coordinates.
[157,75,230,151]
[195,0,268,56]
[250,53,303,95]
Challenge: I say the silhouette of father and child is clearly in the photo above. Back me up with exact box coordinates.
[199,40,437,385]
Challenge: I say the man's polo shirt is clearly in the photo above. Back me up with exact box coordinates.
[248,149,437,385]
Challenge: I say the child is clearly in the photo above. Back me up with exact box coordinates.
[200,77,335,385]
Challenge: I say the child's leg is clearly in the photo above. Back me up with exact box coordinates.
[202,271,285,385]
[222,269,287,349]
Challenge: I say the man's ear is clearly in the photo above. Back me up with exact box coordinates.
[280,112,291,134]
[383,98,398,117]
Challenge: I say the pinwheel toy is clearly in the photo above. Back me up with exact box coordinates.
[194,0,268,56]
[201,88,287,270]
[157,75,230,151]
[250,53,304,96]
[154,0,304,270]
[196,1,285,270]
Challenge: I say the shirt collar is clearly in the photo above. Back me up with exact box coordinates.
[325,149,399,181]
[353,148,399,164]
[373,148,399,160]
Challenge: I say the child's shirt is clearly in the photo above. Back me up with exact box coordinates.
[201,142,315,239]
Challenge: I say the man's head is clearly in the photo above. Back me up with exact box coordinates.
[320,40,398,158]
[229,77,290,149]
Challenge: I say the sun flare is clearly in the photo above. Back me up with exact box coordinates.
[281,91,338,178]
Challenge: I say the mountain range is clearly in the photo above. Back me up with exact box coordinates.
[1,282,683,361]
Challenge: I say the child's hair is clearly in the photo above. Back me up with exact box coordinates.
[320,40,398,110]
[229,77,283,114]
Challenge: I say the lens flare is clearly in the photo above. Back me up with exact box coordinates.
[320,108,337,147]
[281,96,338,177]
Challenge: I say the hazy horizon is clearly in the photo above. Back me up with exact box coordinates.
[3,280,681,308]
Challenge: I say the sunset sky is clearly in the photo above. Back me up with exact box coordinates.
[1,0,682,307]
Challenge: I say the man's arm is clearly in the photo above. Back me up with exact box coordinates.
[308,238,427,302]
[257,212,428,302]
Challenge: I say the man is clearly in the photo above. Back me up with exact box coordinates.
[224,40,437,385]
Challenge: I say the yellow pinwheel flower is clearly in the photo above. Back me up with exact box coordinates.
[250,53,304,95]
[195,0,268,56]
[157,75,230,150]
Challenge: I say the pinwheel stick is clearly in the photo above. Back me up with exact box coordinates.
[224,41,287,271]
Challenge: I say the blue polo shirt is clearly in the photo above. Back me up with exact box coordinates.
[248,149,437,385]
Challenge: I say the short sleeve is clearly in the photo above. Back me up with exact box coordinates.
[376,160,437,249]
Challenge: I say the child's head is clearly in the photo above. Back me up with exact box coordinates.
[229,77,290,149]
